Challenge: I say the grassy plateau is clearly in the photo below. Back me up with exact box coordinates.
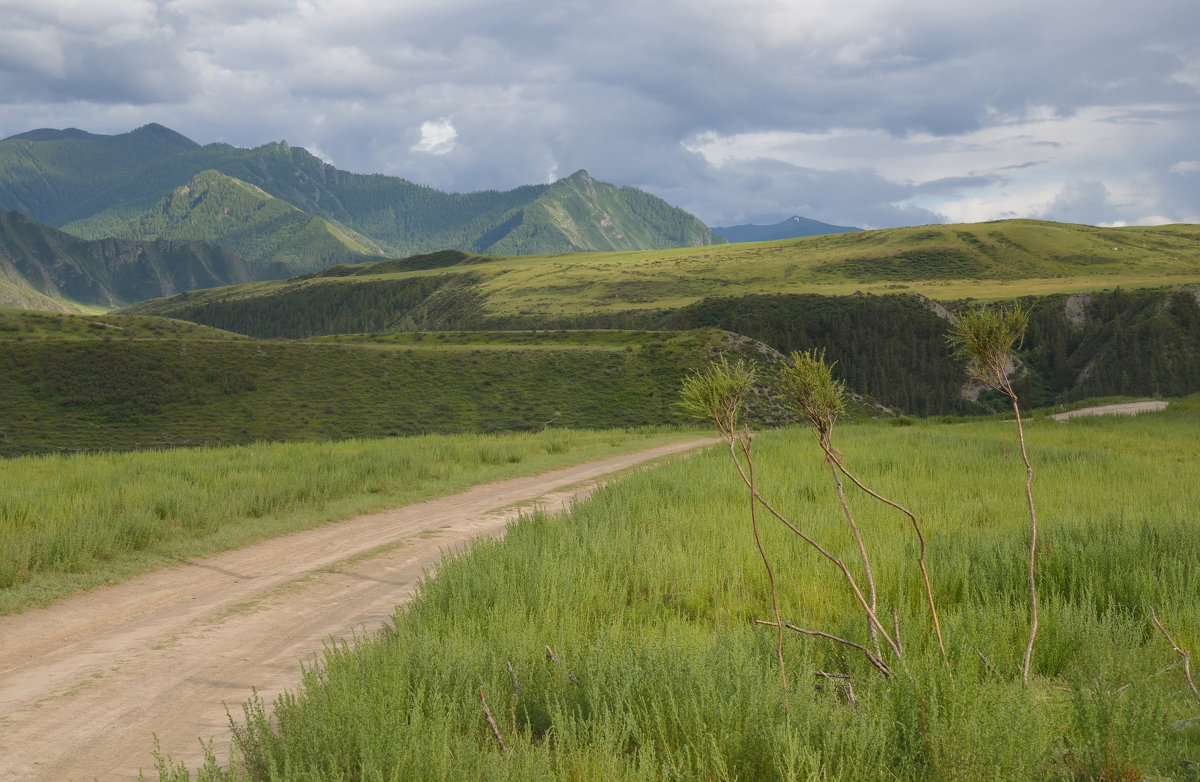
[150,401,1200,781]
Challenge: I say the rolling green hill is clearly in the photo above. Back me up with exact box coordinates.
[0,310,782,457]
[0,209,265,310]
[0,125,721,272]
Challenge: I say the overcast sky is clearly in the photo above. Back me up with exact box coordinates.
[1,0,1198,229]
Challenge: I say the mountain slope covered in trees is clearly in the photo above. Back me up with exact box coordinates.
[0,124,720,271]
[69,170,385,273]
[0,210,264,310]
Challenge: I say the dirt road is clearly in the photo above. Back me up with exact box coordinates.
[0,438,715,781]
[1049,400,1169,421]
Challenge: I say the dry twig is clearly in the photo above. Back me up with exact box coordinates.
[1150,606,1200,703]
[974,645,1005,682]
[545,645,581,685]
[813,671,858,707]
[477,687,507,752]
[757,619,891,677]
[506,661,521,698]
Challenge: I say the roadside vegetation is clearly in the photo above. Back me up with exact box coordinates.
[155,399,1200,781]
[0,427,695,615]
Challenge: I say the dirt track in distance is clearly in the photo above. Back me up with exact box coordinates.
[0,438,715,782]
[1048,400,1169,421]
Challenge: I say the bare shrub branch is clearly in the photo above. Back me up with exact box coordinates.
[779,349,882,658]
[680,358,788,688]
[757,619,890,677]
[477,687,507,752]
[1150,606,1200,704]
[813,436,947,665]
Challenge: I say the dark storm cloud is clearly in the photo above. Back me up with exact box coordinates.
[1,0,1198,226]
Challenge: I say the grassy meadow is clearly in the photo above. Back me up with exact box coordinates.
[473,221,1200,316]
[155,399,1200,781]
[0,427,696,615]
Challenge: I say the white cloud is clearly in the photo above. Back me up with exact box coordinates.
[305,142,334,165]
[1,0,1199,227]
[412,118,457,155]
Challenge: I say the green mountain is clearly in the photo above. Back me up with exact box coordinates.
[0,209,264,309]
[483,170,723,254]
[69,170,385,274]
[0,124,721,271]
[713,215,862,242]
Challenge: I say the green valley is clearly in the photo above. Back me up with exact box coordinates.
[67,170,386,273]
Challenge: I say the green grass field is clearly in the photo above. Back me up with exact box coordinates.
[151,400,1200,781]
[0,428,698,615]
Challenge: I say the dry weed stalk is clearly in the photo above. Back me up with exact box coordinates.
[477,687,507,752]
[777,349,948,670]
[679,358,788,688]
[545,645,581,685]
[682,356,902,679]
[506,661,521,697]
[1149,606,1200,704]
[949,304,1038,685]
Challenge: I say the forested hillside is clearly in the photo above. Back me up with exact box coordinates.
[123,279,1200,416]
[70,170,385,273]
[120,215,1200,415]
[0,125,720,268]
[0,210,263,309]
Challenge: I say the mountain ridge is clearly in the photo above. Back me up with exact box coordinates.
[713,215,862,243]
[0,124,720,274]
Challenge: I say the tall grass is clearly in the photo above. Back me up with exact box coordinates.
[0,428,693,614]
[160,409,1200,781]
